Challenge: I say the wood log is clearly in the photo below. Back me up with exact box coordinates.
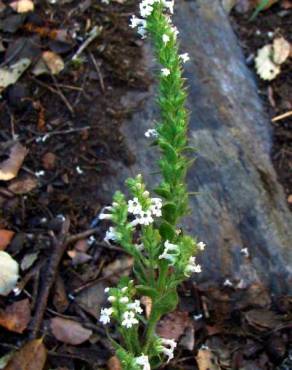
[99,0,292,295]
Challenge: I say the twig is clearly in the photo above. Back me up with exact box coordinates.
[272,110,292,122]
[72,26,103,61]
[89,52,105,93]
[50,73,75,115]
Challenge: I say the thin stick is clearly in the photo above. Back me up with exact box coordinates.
[72,26,103,61]
[272,110,292,122]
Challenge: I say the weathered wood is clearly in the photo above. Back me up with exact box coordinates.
[99,0,292,295]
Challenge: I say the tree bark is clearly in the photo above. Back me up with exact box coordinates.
[99,0,292,295]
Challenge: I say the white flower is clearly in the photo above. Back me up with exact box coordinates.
[121,287,128,293]
[129,15,146,29]
[184,256,201,276]
[104,287,110,293]
[139,2,153,17]
[99,307,113,325]
[134,243,144,251]
[160,338,177,362]
[135,354,151,370]
[137,26,147,39]
[144,128,158,138]
[159,240,179,264]
[101,0,110,3]
[197,241,206,251]
[120,296,129,304]
[35,170,45,177]
[170,25,179,38]
[223,278,233,287]
[132,210,154,226]
[104,227,118,244]
[179,53,190,63]
[121,311,139,328]
[162,0,174,14]
[161,68,170,76]
[128,299,143,314]
[108,296,116,303]
[240,247,249,257]
[149,197,162,217]
[76,166,83,174]
[128,197,143,215]
[98,213,112,220]
[162,34,170,44]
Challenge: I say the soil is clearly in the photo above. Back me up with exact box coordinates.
[0,1,291,370]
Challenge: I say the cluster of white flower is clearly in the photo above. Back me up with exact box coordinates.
[104,226,118,244]
[184,256,201,276]
[128,197,162,226]
[135,354,151,370]
[158,240,180,264]
[144,128,158,138]
[159,338,177,362]
[99,287,143,329]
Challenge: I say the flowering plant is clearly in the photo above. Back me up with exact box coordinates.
[99,0,205,368]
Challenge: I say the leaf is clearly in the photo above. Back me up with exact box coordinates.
[0,59,31,92]
[272,37,291,65]
[196,348,220,370]
[154,289,178,317]
[107,356,122,370]
[0,251,19,296]
[20,252,39,270]
[8,176,38,194]
[0,143,28,181]
[10,0,34,13]
[251,0,279,19]
[50,317,92,345]
[0,299,31,333]
[162,203,177,224]
[157,310,192,341]
[136,285,159,300]
[4,339,47,370]
[33,51,64,76]
[0,230,15,250]
[255,44,281,81]
[159,222,176,240]
[222,0,236,13]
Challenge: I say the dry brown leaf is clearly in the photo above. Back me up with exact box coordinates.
[0,230,15,250]
[4,339,47,370]
[196,348,220,370]
[0,251,19,296]
[0,59,31,92]
[67,250,92,266]
[272,37,291,65]
[107,356,122,370]
[8,176,38,194]
[0,143,28,181]
[10,0,34,13]
[255,44,281,81]
[0,299,31,333]
[42,152,56,170]
[42,51,64,75]
[157,311,193,341]
[102,256,134,284]
[50,317,92,345]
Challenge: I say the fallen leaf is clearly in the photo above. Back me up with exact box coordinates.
[33,51,64,75]
[102,256,133,284]
[76,281,106,319]
[0,251,19,296]
[157,311,193,341]
[255,44,281,81]
[281,0,292,8]
[0,230,15,250]
[67,250,92,266]
[20,252,39,270]
[287,195,292,204]
[0,143,28,181]
[10,0,34,13]
[107,356,121,370]
[272,37,291,65]
[196,348,220,370]
[42,152,56,170]
[8,176,38,194]
[4,338,47,370]
[244,309,283,331]
[50,317,92,345]
[0,299,30,333]
[53,275,69,313]
[222,0,236,12]
[0,59,31,92]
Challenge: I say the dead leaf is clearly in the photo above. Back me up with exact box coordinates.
[76,281,106,319]
[8,176,38,194]
[0,143,28,181]
[222,0,236,13]
[244,309,283,331]
[10,0,34,13]
[42,152,56,170]
[102,256,133,284]
[0,299,31,333]
[0,230,15,250]
[20,252,39,270]
[0,251,19,296]
[281,0,292,8]
[255,44,281,81]
[107,356,121,370]
[0,59,31,92]
[53,275,69,313]
[67,250,92,266]
[157,311,193,341]
[33,51,64,76]
[4,338,47,370]
[196,348,220,370]
[272,37,291,65]
[50,317,92,345]
[287,195,292,204]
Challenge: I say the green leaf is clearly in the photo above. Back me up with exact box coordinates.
[162,203,177,224]
[159,141,177,163]
[159,221,176,240]
[136,285,159,299]
[154,289,178,317]
[154,186,170,199]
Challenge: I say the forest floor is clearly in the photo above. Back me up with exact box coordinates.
[0,1,291,369]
